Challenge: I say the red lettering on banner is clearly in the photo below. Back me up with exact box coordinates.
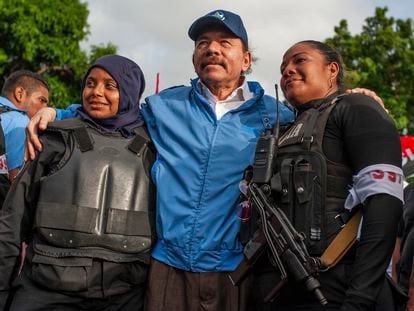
[371,170,402,184]
[372,170,384,179]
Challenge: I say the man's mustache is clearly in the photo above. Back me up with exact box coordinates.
[201,58,226,69]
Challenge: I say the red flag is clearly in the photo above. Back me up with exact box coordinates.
[155,72,160,94]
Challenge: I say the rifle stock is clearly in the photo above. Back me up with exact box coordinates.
[229,229,267,286]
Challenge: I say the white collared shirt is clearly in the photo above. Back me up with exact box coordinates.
[197,78,254,120]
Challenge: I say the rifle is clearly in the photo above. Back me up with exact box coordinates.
[229,85,327,305]
[229,183,327,304]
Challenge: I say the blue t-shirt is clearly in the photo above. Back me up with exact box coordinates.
[0,97,29,171]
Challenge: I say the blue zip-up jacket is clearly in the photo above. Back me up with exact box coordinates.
[141,79,294,272]
[0,97,29,171]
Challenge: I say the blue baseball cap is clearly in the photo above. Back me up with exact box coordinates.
[188,10,248,47]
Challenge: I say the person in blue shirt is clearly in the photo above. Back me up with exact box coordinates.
[0,70,49,207]
[0,70,49,181]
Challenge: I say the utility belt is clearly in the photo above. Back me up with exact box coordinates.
[31,239,149,263]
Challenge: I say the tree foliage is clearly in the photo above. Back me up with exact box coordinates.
[325,7,414,132]
[0,0,117,107]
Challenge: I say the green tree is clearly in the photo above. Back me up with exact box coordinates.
[325,7,414,132]
[0,0,117,107]
[89,43,118,64]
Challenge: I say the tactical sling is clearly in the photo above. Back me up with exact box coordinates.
[320,209,362,269]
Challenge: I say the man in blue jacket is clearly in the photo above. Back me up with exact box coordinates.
[0,70,49,181]
[142,10,294,311]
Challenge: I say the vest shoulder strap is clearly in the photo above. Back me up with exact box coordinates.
[311,95,344,150]
[73,127,93,152]
[47,119,93,152]
[129,126,153,156]
[0,105,18,114]
[303,95,344,150]
[47,120,154,155]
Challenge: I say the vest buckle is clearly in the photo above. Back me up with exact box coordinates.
[334,213,346,228]
[301,136,314,143]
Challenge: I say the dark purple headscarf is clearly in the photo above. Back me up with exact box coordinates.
[77,54,145,137]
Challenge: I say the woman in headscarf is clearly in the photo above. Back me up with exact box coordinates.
[0,55,155,311]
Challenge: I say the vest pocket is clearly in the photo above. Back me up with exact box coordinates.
[31,252,92,292]
[291,156,325,255]
[293,161,313,204]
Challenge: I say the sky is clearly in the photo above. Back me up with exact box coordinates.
[82,0,414,100]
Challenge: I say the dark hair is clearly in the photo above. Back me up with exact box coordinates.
[1,70,49,98]
[296,40,344,88]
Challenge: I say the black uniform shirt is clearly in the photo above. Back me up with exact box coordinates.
[299,93,403,309]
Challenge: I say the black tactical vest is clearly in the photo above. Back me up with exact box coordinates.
[273,97,353,255]
[34,119,156,261]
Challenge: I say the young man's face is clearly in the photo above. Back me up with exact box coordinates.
[22,85,49,118]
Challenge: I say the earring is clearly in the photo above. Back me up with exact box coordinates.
[328,78,333,89]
